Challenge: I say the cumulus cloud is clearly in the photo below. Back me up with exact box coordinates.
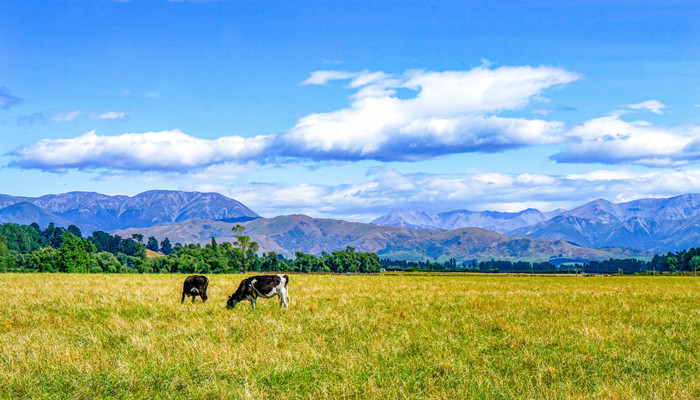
[0,87,21,109]
[9,130,271,172]
[10,65,580,172]
[627,100,666,114]
[282,65,579,160]
[551,115,700,166]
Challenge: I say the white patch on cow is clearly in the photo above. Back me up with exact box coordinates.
[249,274,289,308]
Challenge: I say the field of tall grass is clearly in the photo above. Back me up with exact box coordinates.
[0,273,698,399]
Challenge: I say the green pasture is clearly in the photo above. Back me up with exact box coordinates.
[0,274,698,399]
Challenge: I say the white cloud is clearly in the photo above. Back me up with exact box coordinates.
[300,70,361,85]
[11,64,580,171]
[202,168,700,222]
[627,100,666,114]
[283,65,579,160]
[10,130,271,171]
[52,111,83,122]
[94,111,127,120]
[551,115,700,166]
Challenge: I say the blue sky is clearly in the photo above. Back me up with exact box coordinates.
[1,0,699,221]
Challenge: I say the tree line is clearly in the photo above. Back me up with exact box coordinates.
[1,222,698,275]
[380,251,700,275]
[0,222,381,274]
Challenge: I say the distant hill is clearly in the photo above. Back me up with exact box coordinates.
[373,194,700,252]
[116,214,648,262]
[372,208,562,233]
[0,190,259,234]
[0,202,74,228]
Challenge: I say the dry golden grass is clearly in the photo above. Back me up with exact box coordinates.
[0,273,698,399]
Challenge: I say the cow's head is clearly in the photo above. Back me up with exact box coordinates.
[226,295,239,309]
[226,282,254,309]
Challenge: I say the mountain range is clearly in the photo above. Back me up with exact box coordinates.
[1,190,698,260]
[372,194,700,252]
[0,191,259,234]
[114,215,647,262]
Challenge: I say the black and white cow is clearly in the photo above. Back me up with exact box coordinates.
[226,274,289,309]
[181,275,209,303]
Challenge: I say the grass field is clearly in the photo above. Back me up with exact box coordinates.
[0,273,698,399]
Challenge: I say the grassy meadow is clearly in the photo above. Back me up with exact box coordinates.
[0,273,698,399]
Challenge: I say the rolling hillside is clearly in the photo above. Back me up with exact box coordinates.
[116,214,648,262]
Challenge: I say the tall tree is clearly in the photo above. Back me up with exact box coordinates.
[146,236,159,252]
[67,224,82,238]
[690,256,700,277]
[160,238,173,255]
[55,232,95,273]
[231,225,258,273]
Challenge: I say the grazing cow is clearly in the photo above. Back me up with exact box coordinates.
[181,275,209,303]
[227,274,289,309]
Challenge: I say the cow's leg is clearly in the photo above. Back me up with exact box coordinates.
[192,295,196,303]
[181,291,186,303]
[251,298,256,309]
[278,290,288,308]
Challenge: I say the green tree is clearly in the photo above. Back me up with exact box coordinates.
[67,224,82,238]
[94,251,122,273]
[42,223,65,248]
[666,256,680,273]
[0,223,46,253]
[690,256,700,277]
[29,247,57,272]
[160,237,173,255]
[146,236,159,252]
[56,232,95,273]
[131,233,144,244]
[232,225,258,273]
[261,251,279,271]
[0,235,10,272]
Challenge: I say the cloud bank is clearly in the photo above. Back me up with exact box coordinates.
[7,65,699,172]
[10,130,270,172]
[552,116,700,166]
[9,65,578,171]
[221,168,700,221]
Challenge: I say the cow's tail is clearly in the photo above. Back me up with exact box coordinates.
[283,274,289,290]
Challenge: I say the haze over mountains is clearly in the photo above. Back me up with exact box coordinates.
[372,194,700,252]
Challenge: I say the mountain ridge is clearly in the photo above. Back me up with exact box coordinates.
[114,214,649,262]
[0,190,260,234]
[372,193,700,252]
